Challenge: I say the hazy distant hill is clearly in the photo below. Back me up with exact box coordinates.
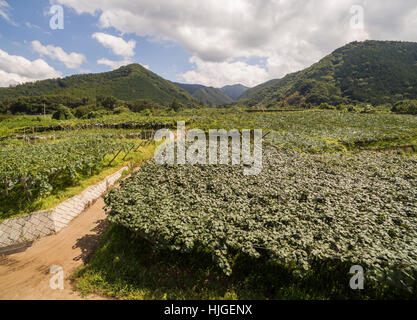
[172,83,204,95]
[0,64,196,106]
[240,40,417,106]
[220,84,249,100]
[174,83,233,106]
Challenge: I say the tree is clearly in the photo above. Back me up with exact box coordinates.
[113,106,130,114]
[128,99,158,112]
[0,102,6,114]
[171,98,182,112]
[52,105,75,120]
[96,95,118,109]
[74,104,101,118]
[392,100,417,115]
[9,98,29,114]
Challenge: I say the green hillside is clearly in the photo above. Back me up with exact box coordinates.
[220,84,249,100]
[240,40,417,106]
[192,87,233,105]
[173,83,205,95]
[174,83,233,105]
[0,64,196,106]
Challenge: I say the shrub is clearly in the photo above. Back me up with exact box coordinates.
[113,106,130,114]
[319,102,336,110]
[171,98,182,112]
[74,104,101,118]
[52,105,74,120]
[392,100,417,115]
[142,109,152,117]
[336,104,348,111]
[347,105,360,113]
[81,110,110,119]
[96,95,119,109]
[361,105,375,114]
[128,99,159,113]
[300,102,313,109]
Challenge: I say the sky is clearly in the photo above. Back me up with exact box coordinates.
[0,0,416,88]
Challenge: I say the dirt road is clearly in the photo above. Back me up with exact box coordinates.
[0,197,109,300]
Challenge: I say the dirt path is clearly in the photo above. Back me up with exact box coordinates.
[0,197,109,300]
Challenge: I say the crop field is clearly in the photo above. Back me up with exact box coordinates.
[0,113,189,138]
[184,109,417,152]
[70,108,417,300]
[1,108,417,299]
[0,119,157,221]
[3,2,417,311]
[75,144,416,299]
[2,109,416,151]
[105,145,417,278]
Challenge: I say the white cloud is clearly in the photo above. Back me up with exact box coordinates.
[55,0,417,86]
[92,32,136,58]
[97,58,149,71]
[25,22,41,29]
[31,40,86,69]
[181,56,268,88]
[0,70,33,87]
[0,0,16,26]
[0,49,61,87]
[97,58,132,70]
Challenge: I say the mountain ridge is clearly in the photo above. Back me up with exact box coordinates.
[0,64,196,106]
[174,82,235,105]
[2,40,416,109]
[239,40,417,106]
[219,84,249,100]
[174,82,249,105]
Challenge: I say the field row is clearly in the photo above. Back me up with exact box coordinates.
[2,110,417,152]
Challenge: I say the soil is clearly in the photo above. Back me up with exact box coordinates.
[0,197,109,300]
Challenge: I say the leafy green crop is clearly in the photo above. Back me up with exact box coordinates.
[0,138,133,202]
[105,146,417,293]
[185,109,417,152]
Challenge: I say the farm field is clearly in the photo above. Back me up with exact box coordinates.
[75,146,417,299]
[55,108,417,300]
[3,2,417,310]
[183,108,417,152]
[0,120,158,221]
[1,107,416,299]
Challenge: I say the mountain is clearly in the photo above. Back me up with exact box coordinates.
[0,64,196,106]
[173,83,206,95]
[192,87,234,106]
[239,40,417,106]
[174,83,233,106]
[220,84,249,100]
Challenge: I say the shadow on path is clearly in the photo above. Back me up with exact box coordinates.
[73,218,108,264]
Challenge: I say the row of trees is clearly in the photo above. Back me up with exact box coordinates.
[0,93,188,117]
[44,97,185,121]
[0,95,90,115]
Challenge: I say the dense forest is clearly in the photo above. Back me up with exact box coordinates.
[174,83,234,106]
[240,41,417,107]
[0,64,197,109]
[0,93,184,117]
[174,82,249,106]
[1,41,417,115]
